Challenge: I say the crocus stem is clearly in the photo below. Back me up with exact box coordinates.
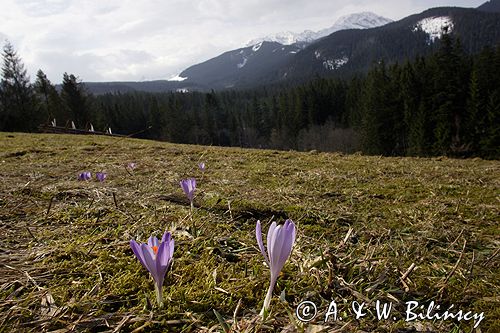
[260,277,276,317]
[190,201,196,235]
[155,283,164,308]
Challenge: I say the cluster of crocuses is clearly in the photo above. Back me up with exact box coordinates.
[130,219,296,315]
[78,171,107,182]
[131,163,296,316]
[78,162,136,182]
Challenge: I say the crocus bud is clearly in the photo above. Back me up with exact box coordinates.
[96,172,107,182]
[78,172,91,181]
[256,219,296,317]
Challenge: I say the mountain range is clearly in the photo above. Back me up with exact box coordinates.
[246,12,393,46]
[84,1,500,94]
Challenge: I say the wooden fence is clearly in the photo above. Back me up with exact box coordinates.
[38,125,126,137]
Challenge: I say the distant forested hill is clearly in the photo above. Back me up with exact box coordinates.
[81,4,500,93]
[477,0,500,12]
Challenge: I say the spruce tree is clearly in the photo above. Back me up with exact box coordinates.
[360,62,391,155]
[401,61,420,155]
[465,69,481,152]
[431,36,469,155]
[61,73,89,129]
[0,42,37,132]
[480,91,500,158]
[34,69,63,124]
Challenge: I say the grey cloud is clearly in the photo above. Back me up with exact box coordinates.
[18,0,74,17]
[1,0,488,82]
[35,50,104,81]
[117,50,155,63]
[34,48,159,81]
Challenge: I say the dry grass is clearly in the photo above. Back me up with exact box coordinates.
[0,132,498,332]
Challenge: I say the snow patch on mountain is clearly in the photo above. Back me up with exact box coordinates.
[323,56,349,70]
[237,57,248,69]
[252,42,263,52]
[246,12,393,46]
[413,16,454,43]
[168,75,188,81]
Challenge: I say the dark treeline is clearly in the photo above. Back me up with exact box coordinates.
[1,36,499,158]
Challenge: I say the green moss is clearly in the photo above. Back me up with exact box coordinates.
[0,132,498,332]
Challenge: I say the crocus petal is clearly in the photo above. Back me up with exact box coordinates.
[160,232,174,266]
[187,179,196,200]
[161,231,170,243]
[266,222,277,262]
[285,219,296,245]
[141,243,159,282]
[190,178,196,192]
[275,220,296,276]
[180,180,191,201]
[157,232,172,269]
[158,233,175,288]
[147,235,159,249]
[256,221,270,266]
[180,180,187,193]
[155,242,169,287]
[286,219,297,246]
[130,239,148,270]
[277,225,295,273]
[169,238,175,259]
[270,226,287,277]
[268,225,282,265]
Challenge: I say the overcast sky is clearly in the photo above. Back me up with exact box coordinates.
[0,0,486,83]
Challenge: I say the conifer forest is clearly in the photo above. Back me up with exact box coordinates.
[1,36,499,159]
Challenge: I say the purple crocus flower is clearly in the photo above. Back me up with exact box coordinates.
[127,162,136,170]
[130,232,174,307]
[78,171,91,181]
[180,178,196,209]
[256,219,296,317]
[198,162,206,172]
[96,172,107,182]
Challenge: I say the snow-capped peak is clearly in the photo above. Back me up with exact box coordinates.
[332,12,393,31]
[247,30,317,46]
[246,12,393,46]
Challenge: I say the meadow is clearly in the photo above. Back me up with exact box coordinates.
[0,132,498,332]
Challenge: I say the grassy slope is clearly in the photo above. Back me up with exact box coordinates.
[0,132,498,332]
